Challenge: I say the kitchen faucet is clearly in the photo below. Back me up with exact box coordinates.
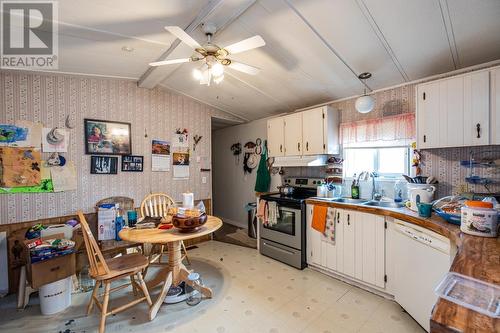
[370,172,382,201]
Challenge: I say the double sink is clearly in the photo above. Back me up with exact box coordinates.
[318,197,405,209]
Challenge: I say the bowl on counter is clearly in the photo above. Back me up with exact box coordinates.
[172,213,208,232]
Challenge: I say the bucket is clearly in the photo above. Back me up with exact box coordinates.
[39,276,72,315]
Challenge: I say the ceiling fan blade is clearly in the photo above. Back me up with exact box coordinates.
[165,26,202,49]
[227,61,261,75]
[149,58,191,66]
[223,35,265,55]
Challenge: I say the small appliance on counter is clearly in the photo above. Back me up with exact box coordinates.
[408,183,436,211]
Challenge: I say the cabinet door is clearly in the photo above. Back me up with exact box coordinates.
[360,212,386,288]
[464,71,490,146]
[306,204,321,266]
[302,107,324,155]
[492,68,500,145]
[334,209,344,273]
[283,113,302,156]
[439,77,464,147]
[342,210,356,278]
[267,117,285,157]
[417,82,440,148]
[325,209,340,271]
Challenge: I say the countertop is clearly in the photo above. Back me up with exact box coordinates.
[306,198,500,333]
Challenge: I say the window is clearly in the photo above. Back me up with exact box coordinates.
[343,147,410,179]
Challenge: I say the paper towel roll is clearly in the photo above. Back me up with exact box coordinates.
[182,192,194,208]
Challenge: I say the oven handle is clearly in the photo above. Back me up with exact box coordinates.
[262,241,296,255]
[278,207,302,215]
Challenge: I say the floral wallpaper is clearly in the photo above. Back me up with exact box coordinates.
[0,71,241,224]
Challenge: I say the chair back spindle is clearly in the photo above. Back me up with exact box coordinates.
[78,211,110,277]
[140,193,175,219]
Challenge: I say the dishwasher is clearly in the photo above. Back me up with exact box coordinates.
[392,220,454,332]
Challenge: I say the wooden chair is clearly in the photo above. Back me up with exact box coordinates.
[78,211,152,333]
[140,193,190,265]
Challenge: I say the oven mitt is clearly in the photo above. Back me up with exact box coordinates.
[311,205,328,233]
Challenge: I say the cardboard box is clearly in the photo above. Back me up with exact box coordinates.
[27,253,76,289]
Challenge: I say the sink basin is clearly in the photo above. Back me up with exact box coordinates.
[329,198,369,204]
[362,201,406,208]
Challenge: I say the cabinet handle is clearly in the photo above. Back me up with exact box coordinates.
[280,144,282,153]
[298,142,300,151]
[347,214,350,226]
[476,123,481,138]
[337,212,340,223]
[306,142,309,151]
[423,135,426,143]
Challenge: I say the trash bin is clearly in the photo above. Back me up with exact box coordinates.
[246,202,257,239]
[39,276,72,315]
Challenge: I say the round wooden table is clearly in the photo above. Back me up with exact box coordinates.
[119,215,222,320]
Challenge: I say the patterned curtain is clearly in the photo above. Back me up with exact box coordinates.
[340,113,415,147]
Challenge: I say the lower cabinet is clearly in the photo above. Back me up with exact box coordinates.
[306,205,386,289]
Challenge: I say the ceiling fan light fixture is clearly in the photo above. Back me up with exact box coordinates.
[211,62,224,77]
[213,74,224,85]
[192,68,202,80]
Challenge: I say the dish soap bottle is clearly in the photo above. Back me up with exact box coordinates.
[351,176,360,199]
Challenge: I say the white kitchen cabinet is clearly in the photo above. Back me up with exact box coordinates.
[306,204,321,266]
[306,206,386,289]
[463,71,490,146]
[417,68,493,148]
[438,76,464,147]
[417,82,440,148]
[267,117,285,157]
[492,68,500,145]
[266,106,339,157]
[302,107,325,155]
[302,106,340,155]
[342,210,355,278]
[359,212,386,288]
[283,113,302,156]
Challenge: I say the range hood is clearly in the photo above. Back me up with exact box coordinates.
[272,155,327,167]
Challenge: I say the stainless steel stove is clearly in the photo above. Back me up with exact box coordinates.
[259,177,323,269]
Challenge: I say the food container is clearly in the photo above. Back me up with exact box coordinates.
[461,201,498,237]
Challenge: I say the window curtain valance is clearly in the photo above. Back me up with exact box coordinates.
[340,113,415,147]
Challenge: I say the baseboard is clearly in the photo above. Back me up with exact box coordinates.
[220,217,247,229]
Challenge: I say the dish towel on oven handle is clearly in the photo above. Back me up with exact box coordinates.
[267,201,280,226]
[257,199,267,223]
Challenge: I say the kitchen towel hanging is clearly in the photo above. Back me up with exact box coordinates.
[324,207,336,243]
[311,205,327,233]
[255,140,271,193]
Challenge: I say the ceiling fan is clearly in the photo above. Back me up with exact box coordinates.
[149,23,265,85]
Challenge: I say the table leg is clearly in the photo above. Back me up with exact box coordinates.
[148,241,182,321]
[178,264,213,298]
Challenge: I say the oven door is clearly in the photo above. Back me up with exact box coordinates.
[260,205,302,250]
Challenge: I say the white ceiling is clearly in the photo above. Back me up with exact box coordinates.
[9,0,500,121]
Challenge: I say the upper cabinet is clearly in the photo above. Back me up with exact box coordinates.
[267,106,339,157]
[267,117,285,157]
[417,67,495,149]
[283,113,302,156]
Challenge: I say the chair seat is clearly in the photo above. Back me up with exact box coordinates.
[92,253,149,280]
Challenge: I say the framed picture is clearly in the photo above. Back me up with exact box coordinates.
[90,156,118,174]
[84,119,131,155]
[172,152,190,165]
[121,155,144,172]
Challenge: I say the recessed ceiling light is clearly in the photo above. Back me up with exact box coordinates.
[121,46,134,52]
